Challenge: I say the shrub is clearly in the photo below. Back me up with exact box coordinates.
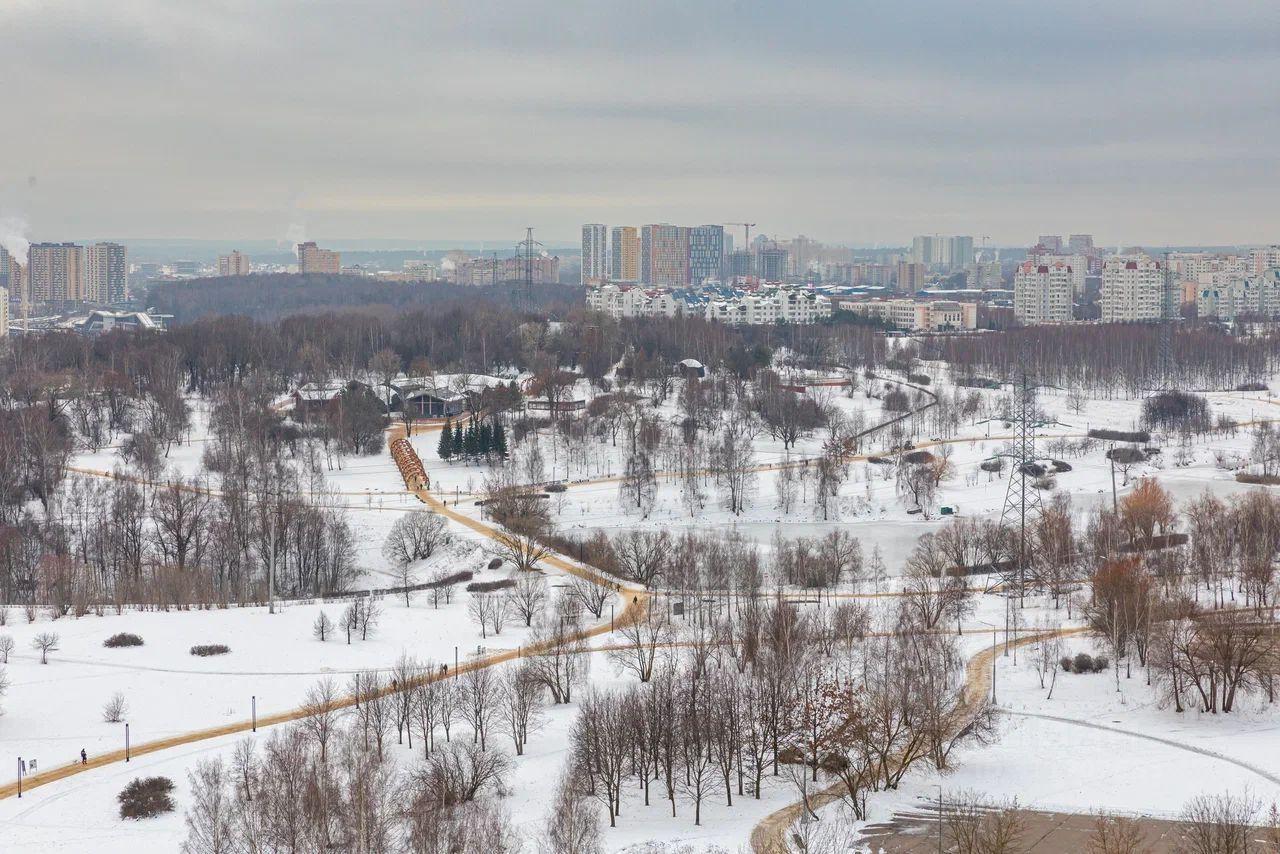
[190,644,230,657]
[1072,652,1095,673]
[104,632,144,648]
[1031,475,1057,491]
[426,570,474,589]
[1059,655,1075,674]
[545,482,567,493]
[980,458,1005,473]
[466,579,516,593]
[907,373,932,385]
[487,558,503,570]
[1089,428,1151,444]
[1092,656,1110,673]
[903,450,936,464]
[1236,473,1280,485]
[1107,447,1146,465]
[1236,381,1268,392]
[118,776,175,819]
[882,388,910,412]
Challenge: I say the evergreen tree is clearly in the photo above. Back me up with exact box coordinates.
[463,422,479,460]
[437,419,453,460]
[492,422,508,459]
[451,421,466,459]
[478,421,493,457]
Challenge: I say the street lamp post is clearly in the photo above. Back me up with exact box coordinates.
[936,784,944,853]
[126,723,131,762]
[252,696,257,733]
[991,630,998,704]
[17,757,22,798]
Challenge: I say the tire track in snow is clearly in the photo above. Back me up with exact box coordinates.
[1002,709,1280,786]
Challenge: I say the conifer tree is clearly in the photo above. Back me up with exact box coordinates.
[492,422,508,459]
[437,419,453,460]
[451,421,466,459]
[463,422,479,460]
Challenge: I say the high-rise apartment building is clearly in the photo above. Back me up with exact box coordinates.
[1251,246,1280,275]
[640,224,689,286]
[218,250,252,277]
[756,246,789,281]
[1037,235,1064,253]
[912,235,972,271]
[581,224,607,284]
[896,261,926,292]
[85,242,127,304]
[728,249,754,279]
[610,227,640,282]
[1101,255,1165,322]
[29,242,85,304]
[946,236,974,270]
[911,235,934,266]
[1014,260,1074,325]
[297,242,341,274]
[1068,234,1095,255]
[0,285,7,337]
[0,246,17,301]
[688,225,725,285]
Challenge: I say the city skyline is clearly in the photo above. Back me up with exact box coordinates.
[2,1,1277,246]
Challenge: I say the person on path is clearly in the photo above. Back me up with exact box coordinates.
[80,749,87,765]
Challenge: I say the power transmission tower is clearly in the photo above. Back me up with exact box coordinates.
[1157,251,1176,391]
[995,373,1049,596]
[516,227,543,309]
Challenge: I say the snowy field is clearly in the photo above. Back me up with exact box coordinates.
[11,365,1280,852]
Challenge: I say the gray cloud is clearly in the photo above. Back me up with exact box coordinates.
[1,0,1277,246]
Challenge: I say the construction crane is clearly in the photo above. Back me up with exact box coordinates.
[726,222,756,249]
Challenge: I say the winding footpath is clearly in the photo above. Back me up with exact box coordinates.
[0,420,649,802]
[748,626,1088,853]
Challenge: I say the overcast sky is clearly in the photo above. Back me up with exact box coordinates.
[2,0,1278,247]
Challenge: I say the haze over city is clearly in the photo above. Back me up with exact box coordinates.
[3,0,1278,245]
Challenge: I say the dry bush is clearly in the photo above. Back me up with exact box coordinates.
[103,691,129,723]
[104,632,144,648]
[190,644,230,657]
[118,776,175,819]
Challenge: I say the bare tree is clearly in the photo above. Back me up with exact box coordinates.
[103,691,129,723]
[297,678,341,765]
[505,574,547,627]
[540,769,601,854]
[1087,813,1150,854]
[568,575,610,620]
[32,631,59,664]
[460,665,503,751]
[0,635,13,663]
[1177,792,1259,854]
[607,605,670,682]
[618,452,657,518]
[501,664,543,756]
[182,757,233,854]
[312,611,334,642]
[382,512,449,597]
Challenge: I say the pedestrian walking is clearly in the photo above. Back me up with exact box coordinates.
[80,749,87,765]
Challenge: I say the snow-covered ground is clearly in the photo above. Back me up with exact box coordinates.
[836,629,1280,849]
[14,367,1280,852]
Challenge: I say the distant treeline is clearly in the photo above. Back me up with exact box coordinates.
[148,274,582,325]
